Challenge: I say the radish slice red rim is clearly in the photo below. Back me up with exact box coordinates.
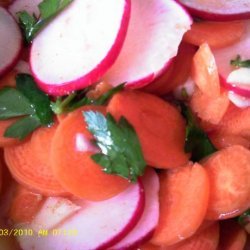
[17,181,145,250]
[0,7,22,77]
[30,0,131,96]
[103,0,192,88]
[176,0,250,21]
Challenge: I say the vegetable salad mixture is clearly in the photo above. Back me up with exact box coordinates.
[0,0,250,249]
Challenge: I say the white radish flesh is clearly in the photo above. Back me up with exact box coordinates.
[30,0,131,96]
[17,181,145,250]
[176,0,250,21]
[0,7,22,76]
[103,0,192,88]
[110,168,159,250]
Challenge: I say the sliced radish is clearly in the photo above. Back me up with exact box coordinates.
[17,181,145,250]
[110,168,159,250]
[213,21,250,85]
[30,0,131,96]
[103,0,192,88]
[0,7,22,77]
[176,0,250,21]
[30,197,81,232]
[8,0,42,20]
[228,91,250,108]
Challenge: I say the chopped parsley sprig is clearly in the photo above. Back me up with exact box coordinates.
[230,55,250,68]
[18,0,73,43]
[83,111,146,182]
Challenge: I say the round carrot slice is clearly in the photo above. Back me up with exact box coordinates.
[150,162,210,246]
[50,106,131,201]
[202,145,250,220]
[107,90,189,169]
[4,123,66,196]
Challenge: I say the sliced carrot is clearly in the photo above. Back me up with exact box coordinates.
[209,132,250,150]
[8,185,44,225]
[150,163,209,246]
[192,43,220,98]
[86,81,112,99]
[4,122,67,196]
[107,90,189,169]
[0,70,16,89]
[202,145,250,220]
[164,223,220,250]
[190,88,230,124]
[139,242,162,250]
[143,42,197,95]
[184,21,246,49]
[0,118,22,147]
[219,219,247,250]
[50,105,131,201]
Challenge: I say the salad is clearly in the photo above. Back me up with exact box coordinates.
[0,0,250,249]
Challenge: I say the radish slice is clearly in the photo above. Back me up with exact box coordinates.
[103,0,192,88]
[110,168,159,250]
[30,197,81,232]
[17,181,145,250]
[0,7,22,77]
[176,0,250,21]
[30,0,131,96]
[228,91,250,108]
[8,0,41,20]
[213,21,250,83]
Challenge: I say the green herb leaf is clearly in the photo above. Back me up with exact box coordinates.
[4,116,41,140]
[181,103,216,161]
[0,74,54,139]
[18,0,73,43]
[83,111,146,182]
[238,209,250,227]
[230,55,250,68]
[16,74,53,125]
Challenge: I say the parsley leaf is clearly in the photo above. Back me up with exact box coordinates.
[0,74,54,139]
[18,0,73,43]
[51,83,125,115]
[238,209,250,227]
[83,111,146,182]
[230,55,250,68]
[181,103,216,161]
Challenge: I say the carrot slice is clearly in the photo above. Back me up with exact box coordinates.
[202,145,250,220]
[50,106,131,201]
[143,43,197,95]
[0,70,16,89]
[163,223,220,250]
[8,185,44,224]
[184,21,246,49]
[107,90,189,169]
[4,123,67,196]
[219,219,247,250]
[150,163,210,246]
[190,88,229,124]
[192,43,220,98]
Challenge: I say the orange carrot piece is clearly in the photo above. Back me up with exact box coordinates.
[86,81,112,99]
[190,88,230,124]
[192,43,220,98]
[51,106,130,201]
[107,90,189,169]
[184,21,246,49]
[8,185,44,224]
[4,123,67,196]
[164,223,220,250]
[150,163,210,246]
[143,43,197,95]
[139,242,162,250]
[0,118,22,147]
[202,145,250,220]
[0,70,16,89]
[219,220,247,250]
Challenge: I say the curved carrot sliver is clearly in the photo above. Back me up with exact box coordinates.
[107,90,189,169]
[192,43,220,98]
[202,145,250,220]
[50,105,130,201]
[150,163,210,246]
[184,21,246,49]
[219,219,247,250]
[4,123,67,196]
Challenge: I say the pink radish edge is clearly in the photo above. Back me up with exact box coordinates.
[30,0,131,96]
